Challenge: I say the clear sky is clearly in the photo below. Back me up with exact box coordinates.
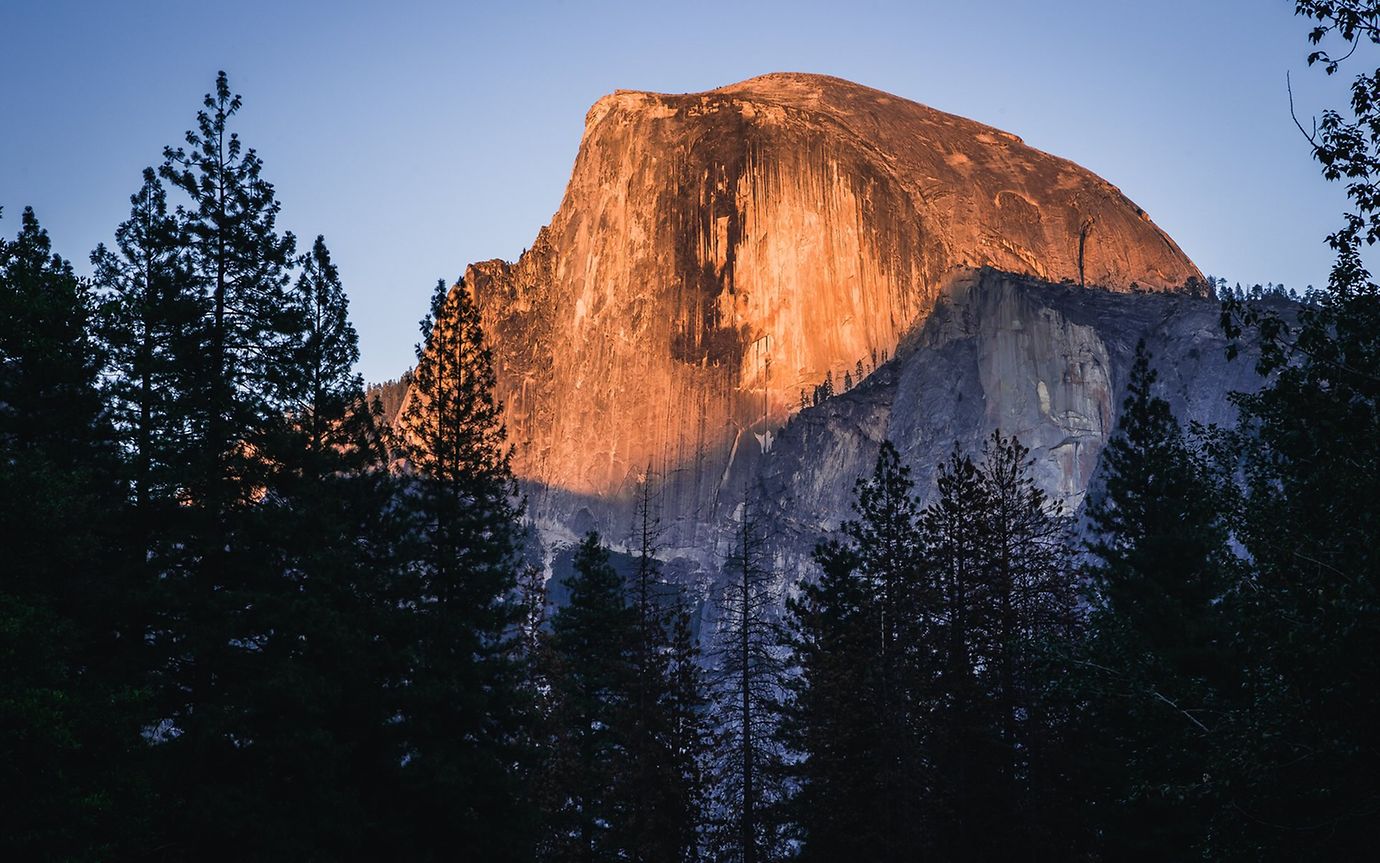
[0,0,1357,383]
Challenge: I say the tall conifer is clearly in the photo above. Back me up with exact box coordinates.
[1075,343,1233,858]
[237,235,404,857]
[709,493,787,863]
[540,532,639,862]
[623,473,709,862]
[783,442,931,860]
[91,168,198,518]
[0,209,150,859]
[143,72,301,854]
[394,277,532,859]
[1209,7,1380,853]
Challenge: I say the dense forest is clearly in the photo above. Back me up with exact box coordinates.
[3,3,1379,860]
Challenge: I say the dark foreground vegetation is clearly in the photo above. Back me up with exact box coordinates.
[3,3,1379,860]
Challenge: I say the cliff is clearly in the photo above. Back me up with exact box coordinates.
[457,73,1203,509]
[742,270,1263,583]
[529,271,1268,618]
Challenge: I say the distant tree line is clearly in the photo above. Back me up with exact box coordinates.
[366,370,412,425]
[1203,274,1316,304]
[4,3,1380,858]
[799,350,886,411]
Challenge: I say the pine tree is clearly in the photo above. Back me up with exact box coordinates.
[709,492,787,863]
[914,435,1082,858]
[624,473,707,862]
[0,208,151,860]
[269,236,368,469]
[1076,343,1233,858]
[916,444,993,857]
[91,167,198,519]
[140,72,303,855]
[782,536,869,860]
[158,70,297,505]
[89,176,201,838]
[234,234,406,857]
[784,442,937,860]
[839,442,929,857]
[1092,351,1232,639]
[394,277,532,859]
[663,600,711,862]
[628,472,669,852]
[1,208,124,644]
[1086,346,1231,674]
[540,532,639,862]
[969,431,1080,855]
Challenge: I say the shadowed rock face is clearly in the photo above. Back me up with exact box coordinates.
[489,266,1276,658]
[743,270,1265,586]
[455,73,1203,511]
[528,271,1269,613]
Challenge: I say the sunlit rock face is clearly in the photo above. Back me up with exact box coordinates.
[455,73,1202,513]
[522,270,1266,612]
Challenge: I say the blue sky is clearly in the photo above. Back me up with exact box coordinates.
[0,0,1357,383]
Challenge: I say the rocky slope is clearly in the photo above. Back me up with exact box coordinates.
[531,269,1265,605]
[741,270,1262,584]
[406,73,1264,613]
[458,73,1202,517]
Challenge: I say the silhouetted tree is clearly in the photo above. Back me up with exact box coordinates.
[0,208,151,860]
[1074,342,1235,859]
[784,442,931,860]
[234,235,407,857]
[393,277,533,859]
[158,69,298,503]
[539,532,638,862]
[624,474,709,862]
[917,444,995,857]
[140,71,308,856]
[966,432,1080,855]
[91,168,198,519]
[663,598,711,862]
[788,435,1081,860]
[1208,6,1380,854]
[709,493,788,863]
[782,537,874,860]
